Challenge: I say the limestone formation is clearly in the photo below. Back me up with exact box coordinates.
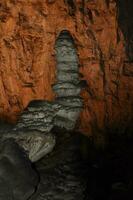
[53,31,83,130]
[14,31,82,132]
[0,139,38,200]
[15,101,54,132]
[0,0,133,143]
[0,130,56,162]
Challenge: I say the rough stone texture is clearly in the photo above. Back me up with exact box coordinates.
[53,30,83,129]
[0,130,56,162]
[0,0,133,143]
[30,132,88,200]
[117,0,133,61]
[16,101,55,132]
[15,31,82,131]
[0,139,38,200]
[16,99,82,132]
[123,61,133,77]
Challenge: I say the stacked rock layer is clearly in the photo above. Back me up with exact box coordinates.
[53,31,82,130]
[15,31,82,132]
[15,101,54,132]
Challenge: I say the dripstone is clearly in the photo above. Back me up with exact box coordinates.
[15,31,83,132]
[53,30,83,130]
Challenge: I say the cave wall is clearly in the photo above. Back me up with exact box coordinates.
[117,0,133,61]
[0,0,133,143]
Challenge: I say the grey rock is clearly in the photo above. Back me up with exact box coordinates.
[56,52,78,62]
[11,31,83,139]
[53,82,78,90]
[57,62,78,71]
[15,101,55,133]
[54,87,81,97]
[57,71,79,84]
[56,106,81,122]
[55,97,83,108]
[0,139,38,200]
[15,124,53,133]
[54,116,75,130]
[0,131,56,163]
[52,31,83,130]
[53,83,81,97]
[21,111,45,119]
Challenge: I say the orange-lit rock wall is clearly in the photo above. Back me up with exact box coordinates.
[0,0,133,142]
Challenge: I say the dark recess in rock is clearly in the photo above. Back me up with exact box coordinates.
[117,0,133,60]
[64,0,76,15]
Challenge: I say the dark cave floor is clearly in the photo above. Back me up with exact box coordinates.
[30,130,133,200]
[0,122,133,200]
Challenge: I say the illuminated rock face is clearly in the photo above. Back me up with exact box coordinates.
[16,101,54,132]
[15,31,82,131]
[53,30,82,130]
[0,0,133,143]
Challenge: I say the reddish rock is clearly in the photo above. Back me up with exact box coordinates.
[0,0,133,144]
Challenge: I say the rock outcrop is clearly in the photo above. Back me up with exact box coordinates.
[0,0,133,144]
[16,101,54,132]
[0,130,56,162]
[53,30,83,129]
[15,31,83,131]
[0,139,38,200]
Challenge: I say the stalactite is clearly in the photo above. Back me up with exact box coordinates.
[53,30,83,130]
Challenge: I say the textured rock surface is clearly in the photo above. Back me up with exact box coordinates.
[16,101,55,132]
[30,132,88,200]
[0,130,56,162]
[16,99,82,132]
[0,139,38,200]
[0,0,133,143]
[53,30,83,129]
[14,31,82,131]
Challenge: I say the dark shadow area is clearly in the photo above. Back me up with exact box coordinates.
[0,121,133,199]
[33,130,133,200]
[117,0,133,60]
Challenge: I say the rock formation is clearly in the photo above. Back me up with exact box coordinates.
[53,30,83,129]
[0,0,133,145]
[0,139,38,200]
[16,101,55,132]
[15,31,83,131]
[0,130,56,162]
